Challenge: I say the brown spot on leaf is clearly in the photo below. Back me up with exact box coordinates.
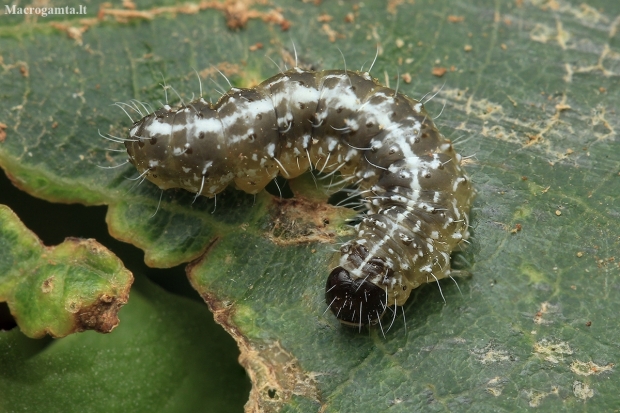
[41,276,55,293]
[320,23,342,42]
[447,15,464,23]
[570,360,614,376]
[95,0,290,35]
[73,291,129,334]
[219,0,290,30]
[0,122,7,143]
[199,62,241,82]
[122,0,137,9]
[432,67,447,77]
[387,0,406,14]
[533,338,572,364]
[50,21,90,45]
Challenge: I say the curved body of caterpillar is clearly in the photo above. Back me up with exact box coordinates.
[124,67,474,329]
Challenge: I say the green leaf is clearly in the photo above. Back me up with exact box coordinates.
[0,274,250,412]
[1,0,619,411]
[0,204,132,338]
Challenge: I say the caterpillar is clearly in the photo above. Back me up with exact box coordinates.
[121,65,474,331]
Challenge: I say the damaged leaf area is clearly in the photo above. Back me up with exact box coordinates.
[186,227,334,412]
[0,205,132,338]
[240,340,320,412]
[198,285,320,413]
[266,196,355,246]
[265,173,358,246]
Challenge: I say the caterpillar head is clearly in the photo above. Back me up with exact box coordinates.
[325,266,387,327]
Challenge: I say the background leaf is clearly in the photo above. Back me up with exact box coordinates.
[1,0,619,411]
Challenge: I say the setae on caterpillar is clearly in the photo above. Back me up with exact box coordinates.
[121,65,474,331]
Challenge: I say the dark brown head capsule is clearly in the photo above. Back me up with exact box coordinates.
[325,267,387,327]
